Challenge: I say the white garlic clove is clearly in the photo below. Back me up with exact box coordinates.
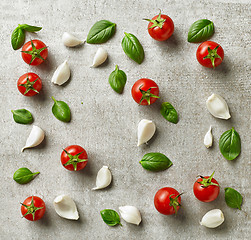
[206,94,231,119]
[204,126,213,148]
[137,119,156,146]
[91,47,108,67]
[51,60,71,86]
[53,195,79,220]
[200,209,224,228]
[21,125,45,152]
[119,206,142,225]
[92,166,112,190]
[62,32,84,47]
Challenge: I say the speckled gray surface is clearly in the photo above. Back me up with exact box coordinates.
[0,0,250,239]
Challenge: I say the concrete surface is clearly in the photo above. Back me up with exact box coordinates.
[0,0,250,239]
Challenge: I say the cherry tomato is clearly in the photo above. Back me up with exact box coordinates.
[193,172,220,202]
[21,39,48,66]
[21,196,46,221]
[145,11,174,41]
[61,145,88,171]
[196,41,224,68]
[154,187,181,215]
[17,72,42,97]
[131,78,159,105]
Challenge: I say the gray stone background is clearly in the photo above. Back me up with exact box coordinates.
[0,0,250,239]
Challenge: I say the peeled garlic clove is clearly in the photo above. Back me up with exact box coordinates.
[51,60,71,85]
[21,125,45,152]
[62,32,84,47]
[200,209,224,228]
[92,166,112,190]
[91,47,108,67]
[204,126,213,148]
[137,119,156,146]
[53,195,79,220]
[119,206,142,225]
[206,94,231,119]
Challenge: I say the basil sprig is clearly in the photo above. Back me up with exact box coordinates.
[140,152,173,171]
[219,128,241,160]
[87,20,116,44]
[225,187,243,210]
[52,96,71,122]
[11,109,33,124]
[160,102,178,124]
[13,168,40,184]
[121,32,144,64]
[108,65,127,93]
[187,19,214,43]
[100,209,122,226]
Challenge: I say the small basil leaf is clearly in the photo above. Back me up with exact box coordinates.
[11,27,25,50]
[121,32,144,64]
[187,19,214,43]
[13,168,39,184]
[52,96,71,122]
[100,209,121,226]
[225,187,243,210]
[219,128,241,160]
[140,152,173,171]
[19,24,42,32]
[87,20,116,44]
[11,109,33,124]
[160,102,178,124]
[108,65,127,93]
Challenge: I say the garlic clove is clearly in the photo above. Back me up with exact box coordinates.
[206,94,231,119]
[53,195,79,220]
[62,32,84,47]
[51,60,71,86]
[204,126,213,148]
[137,119,156,146]
[200,209,224,228]
[92,166,112,190]
[91,47,108,67]
[21,125,45,152]
[119,206,142,225]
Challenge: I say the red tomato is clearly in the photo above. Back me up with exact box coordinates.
[61,145,88,171]
[17,72,42,96]
[154,187,181,215]
[21,40,48,66]
[193,172,220,202]
[21,196,46,221]
[145,11,174,41]
[196,41,224,68]
[131,78,159,105]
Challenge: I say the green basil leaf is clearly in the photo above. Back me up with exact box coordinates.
[19,24,42,32]
[11,27,25,50]
[108,65,127,93]
[219,128,241,160]
[13,168,39,184]
[100,209,121,226]
[11,109,33,124]
[160,102,178,124]
[121,32,144,64]
[187,19,214,43]
[140,152,173,171]
[87,20,116,44]
[225,187,243,210]
[52,96,71,122]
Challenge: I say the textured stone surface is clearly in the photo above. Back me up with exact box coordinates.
[0,0,250,239]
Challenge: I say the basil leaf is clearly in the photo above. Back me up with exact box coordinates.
[108,65,127,93]
[100,209,121,226]
[121,32,144,64]
[13,168,39,184]
[52,96,71,122]
[87,20,116,44]
[225,187,243,210]
[11,109,33,124]
[140,152,173,171]
[19,24,42,32]
[11,27,25,50]
[160,102,178,124]
[219,128,241,160]
[187,19,214,43]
